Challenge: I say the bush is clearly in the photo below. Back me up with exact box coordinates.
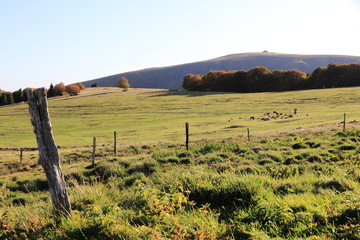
[75,82,86,90]
[65,84,81,96]
[54,82,66,96]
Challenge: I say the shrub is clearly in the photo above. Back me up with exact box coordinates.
[65,84,81,96]
[75,82,86,90]
[53,82,66,96]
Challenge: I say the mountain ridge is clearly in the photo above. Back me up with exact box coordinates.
[81,52,360,89]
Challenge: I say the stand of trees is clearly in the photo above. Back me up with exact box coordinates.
[182,63,360,92]
[0,89,26,106]
[0,82,86,106]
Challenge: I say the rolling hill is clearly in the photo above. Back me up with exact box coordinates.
[81,52,360,89]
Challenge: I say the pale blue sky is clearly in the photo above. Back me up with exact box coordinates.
[1,0,359,91]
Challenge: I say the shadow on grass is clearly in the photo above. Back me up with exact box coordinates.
[145,90,243,98]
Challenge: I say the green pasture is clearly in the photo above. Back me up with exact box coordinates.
[1,87,360,148]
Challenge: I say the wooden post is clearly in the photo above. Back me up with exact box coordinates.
[20,148,23,164]
[26,88,71,216]
[114,131,117,156]
[247,128,251,141]
[92,137,96,168]
[185,122,189,151]
[343,113,346,132]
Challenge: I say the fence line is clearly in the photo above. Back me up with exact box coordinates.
[1,113,353,159]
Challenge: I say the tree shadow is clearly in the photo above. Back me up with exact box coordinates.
[145,90,242,98]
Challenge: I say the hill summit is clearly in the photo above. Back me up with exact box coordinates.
[82,52,360,89]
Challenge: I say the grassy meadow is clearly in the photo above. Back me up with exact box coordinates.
[1,87,360,148]
[0,87,359,239]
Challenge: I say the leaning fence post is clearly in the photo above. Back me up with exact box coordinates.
[92,137,96,168]
[247,128,251,142]
[114,131,117,156]
[185,122,189,151]
[343,113,346,132]
[26,88,71,216]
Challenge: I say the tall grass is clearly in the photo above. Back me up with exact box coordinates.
[0,130,359,239]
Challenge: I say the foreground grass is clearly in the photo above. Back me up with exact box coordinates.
[0,129,359,239]
[1,87,360,147]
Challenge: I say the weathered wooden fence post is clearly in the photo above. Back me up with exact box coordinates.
[92,137,96,167]
[343,113,346,132]
[185,122,189,151]
[247,128,251,142]
[114,131,117,156]
[26,88,71,216]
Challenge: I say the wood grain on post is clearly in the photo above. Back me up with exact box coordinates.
[185,122,189,151]
[26,88,71,216]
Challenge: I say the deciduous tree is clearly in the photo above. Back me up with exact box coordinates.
[118,76,130,91]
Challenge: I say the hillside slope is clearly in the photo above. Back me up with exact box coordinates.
[2,87,360,148]
[82,52,360,89]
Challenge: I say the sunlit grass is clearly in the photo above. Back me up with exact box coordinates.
[1,87,360,148]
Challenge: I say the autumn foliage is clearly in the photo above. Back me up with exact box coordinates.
[183,63,360,92]
[0,81,86,106]
[53,83,66,96]
[65,84,81,96]
[75,82,86,90]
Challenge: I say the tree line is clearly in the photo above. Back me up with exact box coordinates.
[182,63,360,92]
[0,82,86,106]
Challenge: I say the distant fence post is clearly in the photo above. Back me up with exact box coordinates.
[185,122,189,151]
[20,148,23,164]
[92,137,96,168]
[247,128,251,142]
[343,113,346,132]
[114,131,117,156]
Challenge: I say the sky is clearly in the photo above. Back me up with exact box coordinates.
[1,0,360,92]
